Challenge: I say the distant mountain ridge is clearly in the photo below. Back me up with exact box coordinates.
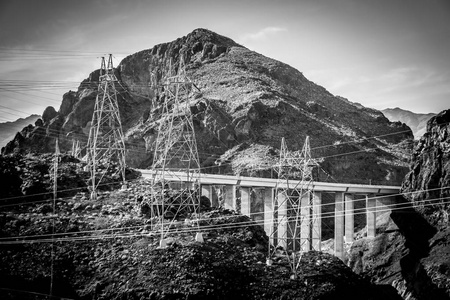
[0,115,41,148]
[382,107,436,139]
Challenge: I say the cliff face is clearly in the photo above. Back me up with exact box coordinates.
[397,110,450,298]
[2,28,413,184]
[348,110,450,300]
[402,109,450,226]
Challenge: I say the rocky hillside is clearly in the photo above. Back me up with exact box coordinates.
[2,28,413,185]
[0,115,40,148]
[347,109,450,300]
[382,108,435,139]
[0,157,402,299]
[402,108,450,223]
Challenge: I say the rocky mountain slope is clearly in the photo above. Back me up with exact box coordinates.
[348,109,450,300]
[1,28,413,185]
[0,115,40,148]
[0,157,402,299]
[382,108,435,139]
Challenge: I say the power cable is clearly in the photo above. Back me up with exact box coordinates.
[0,287,74,300]
[3,75,438,155]
[1,196,448,245]
[0,104,39,117]
[0,176,145,203]
[0,187,447,244]
[0,143,440,205]
[0,86,65,103]
[0,87,439,167]
[1,76,447,197]
[0,46,129,55]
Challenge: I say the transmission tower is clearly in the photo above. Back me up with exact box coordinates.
[86,54,126,200]
[267,136,318,279]
[149,56,202,246]
[298,136,320,255]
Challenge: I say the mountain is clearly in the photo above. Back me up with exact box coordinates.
[382,107,436,139]
[348,109,450,299]
[400,109,450,298]
[0,115,41,148]
[1,28,413,185]
[402,109,450,227]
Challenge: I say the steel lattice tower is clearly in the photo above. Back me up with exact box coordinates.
[150,56,202,244]
[86,54,126,200]
[298,136,320,255]
[267,136,318,278]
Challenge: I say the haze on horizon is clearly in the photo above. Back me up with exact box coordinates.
[0,0,449,123]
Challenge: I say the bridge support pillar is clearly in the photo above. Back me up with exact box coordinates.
[201,185,213,204]
[335,192,345,260]
[277,190,288,250]
[366,194,376,238]
[300,193,311,252]
[210,186,220,208]
[264,188,274,244]
[252,187,265,226]
[223,185,236,211]
[312,191,322,251]
[345,193,354,243]
[240,187,251,217]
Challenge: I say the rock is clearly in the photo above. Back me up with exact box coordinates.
[73,203,83,211]
[348,109,450,299]
[42,106,58,124]
[34,118,43,127]
[402,109,450,226]
[59,91,78,116]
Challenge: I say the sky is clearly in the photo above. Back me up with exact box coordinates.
[0,0,449,123]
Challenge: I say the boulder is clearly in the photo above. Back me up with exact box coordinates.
[42,106,57,125]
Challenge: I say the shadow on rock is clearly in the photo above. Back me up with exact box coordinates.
[390,197,449,300]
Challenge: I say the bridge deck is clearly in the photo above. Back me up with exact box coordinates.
[138,169,400,194]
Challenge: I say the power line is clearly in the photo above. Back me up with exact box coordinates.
[0,80,435,162]
[0,176,143,203]
[0,287,75,300]
[0,87,62,104]
[1,73,446,191]
[1,195,448,246]
[0,129,427,201]
[0,46,129,55]
[0,104,39,117]
[0,159,444,209]
[1,185,447,243]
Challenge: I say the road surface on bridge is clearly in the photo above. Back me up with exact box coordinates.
[137,169,400,194]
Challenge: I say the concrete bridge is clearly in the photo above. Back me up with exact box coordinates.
[139,169,400,260]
